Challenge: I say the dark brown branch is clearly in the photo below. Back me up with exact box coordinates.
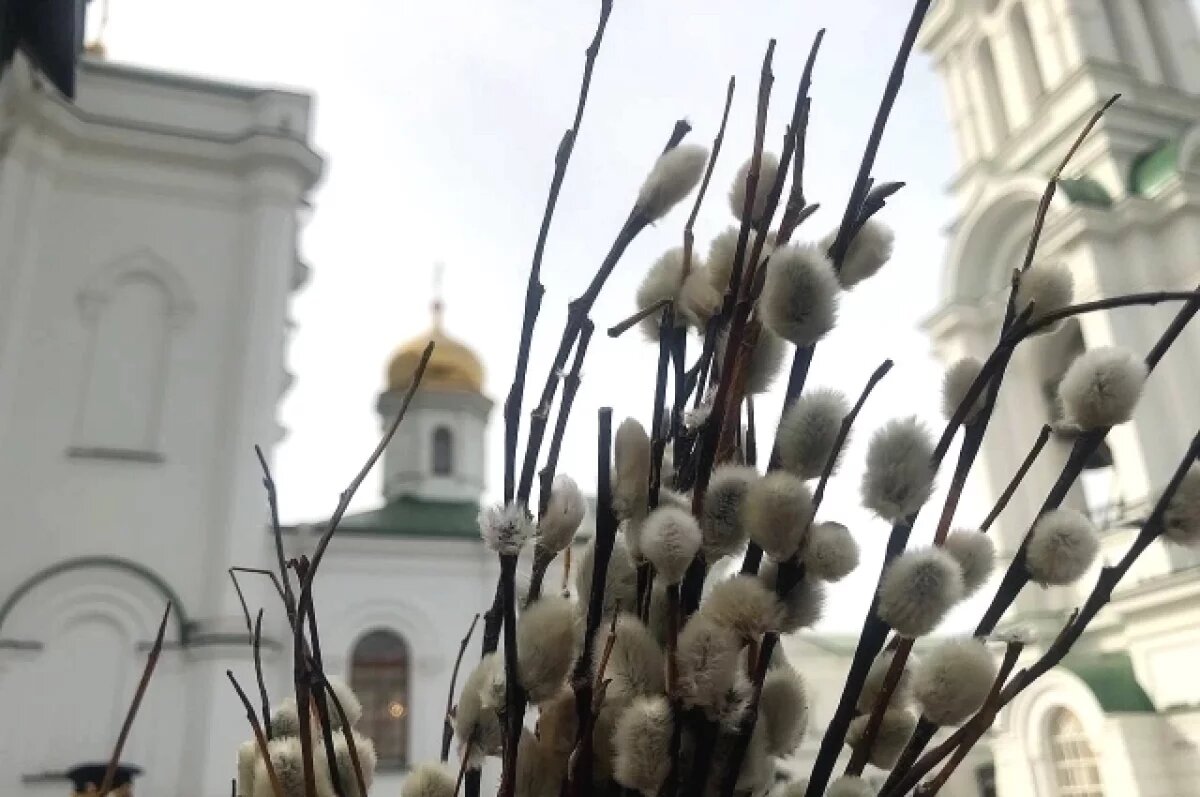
[607,298,670,338]
[980,425,1052,532]
[649,303,676,512]
[442,614,481,761]
[498,553,525,797]
[320,675,367,797]
[228,568,254,639]
[253,611,273,741]
[845,637,914,776]
[99,604,171,796]
[227,669,284,797]
[301,563,346,797]
[230,567,288,611]
[812,359,893,512]
[682,75,737,279]
[504,0,613,503]
[256,444,296,623]
[776,30,825,242]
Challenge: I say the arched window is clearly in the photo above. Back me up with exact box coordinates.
[432,426,454,476]
[977,38,1011,150]
[1011,4,1046,103]
[1047,708,1104,795]
[349,630,410,769]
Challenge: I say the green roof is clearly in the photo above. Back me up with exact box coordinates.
[335,496,482,540]
[1063,651,1155,713]
[1058,176,1113,208]
[1130,139,1180,197]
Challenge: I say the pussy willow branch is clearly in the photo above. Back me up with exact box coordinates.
[608,298,670,338]
[650,303,677,512]
[813,359,893,512]
[99,603,170,796]
[981,424,1052,532]
[504,0,613,504]
[230,566,287,611]
[299,559,347,797]
[253,610,273,741]
[255,444,296,623]
[227,669,284,797]
[229,567,254,638]
[525,319,595,604]
[293,341,432,797]
[567,408,616,797]
[441,613,481,761]
[498,552,524,797]
[844,636,914,776]
[684,75,737,279]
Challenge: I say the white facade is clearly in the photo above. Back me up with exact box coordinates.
[920,0,1200,795]
[0,53,322,795]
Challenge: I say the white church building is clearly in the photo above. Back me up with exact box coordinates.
[3,1,1200,796]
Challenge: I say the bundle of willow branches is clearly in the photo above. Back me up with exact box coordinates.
[87,3,1200,797]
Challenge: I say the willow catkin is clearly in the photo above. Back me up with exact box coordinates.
[912,638,997,726]
[641,506,702,584]
[253,737,332,797]
[760,243,840,347]
[728,152,780,222]
[702,575,781,639]
[597,613,666,701]
[634,144,709,222]
[776,387,850,480]
[635,247,722,337]
[877,547,964,637]
[237,740,258,797]
[759,559,825,632]
[676,614,740,710]
[400,763,456,797]
[1058,346,1147,430]
[1015,262,1073,331]
[701,464,756,560]
[613,696,674,796]
[714,322,786,395]
[537,687,579,756]
[538,474,585,552]
[333,730,376,797]
[861,416,937,521]
[944,528,995,595]
[706,225,776,295]
[613,417,651,522]
[576,533,638,617]
[270,697,301,739]
[846,707,917,769]
[478,502,533,555]
[455,653,505,765]
[941,356,986,423]
[517,595,577,702]
[515,728,566,797]
[1025,508,1099,585]
[801,521,859,582]
[760,665,808,756]
[1165,465,1200,546]
[742,471,813,561]
[823,218,894,289]
[323,676,362,729]
[857,648,915,713]
[826,775,875,797]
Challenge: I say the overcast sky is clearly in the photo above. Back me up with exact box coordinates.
[98,1,1010,630]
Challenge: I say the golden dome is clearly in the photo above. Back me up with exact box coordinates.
[386,300,484,394]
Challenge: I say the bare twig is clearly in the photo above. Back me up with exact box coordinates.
[253,610,272,741]
[504,0,614,503]
[844,637,914,776]
[229,568,254,639]
[812,359,893,512]
[607,298,671,338]
[649,303,677,512]
[256,444,296,623]
[442,614,481,761]
[230,566,288,610]
[227,669,284,797]
[682,75,737,278]
[98,604,171,796]
[980,425,1053,532]
[498,552,525,797]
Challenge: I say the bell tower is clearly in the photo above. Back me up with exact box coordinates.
[920,0,1200,618]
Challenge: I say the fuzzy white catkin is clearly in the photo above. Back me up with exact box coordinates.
[913,638,997,726]
[635,248,722,337]
[271,697,301,739]
[944,529,996,595]
[455,654,505,764]
[760,665,808,756]
[702,575,781,639]
[715,323,786,395]
[802,521,859,582]
[826,775,875,797]
[515,729,566,797]
[237,740,258,797]
[1026,508,1100,585]
[878,547,964,637]
[823,218,894,289]
[478,502,533,555]
[576,534,638,617]
[538,687,579,756]
[777,779,809,797]
[641,506,702,584]
[325,676,363,729]
[635,144,709,222]
[613,417,652,523]
[400,763,456,797]
[729,152,780,222]
[597,614,666,700]
[759,559,825,631]
[1058,346,1148,429]
[539,474,586,552]
[743,472,814,560]
[777,387,850,480]
[1165,465,1200,546]
[613,696,674,796]
[942,356,986,423]
[334,731,376,797]
[847,708,917,769]
[716,670,755,732]
[254,737,332,797]
[861,417,937,521]
[518,595,578,702]
[1016,263,1074,329]
[760,243,840,346]
[676,614,740,710]
[701,465,756,560]
[707,226,776,295]
[857,649,915,713]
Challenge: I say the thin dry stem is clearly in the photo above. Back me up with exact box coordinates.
[227,669,284,797]
[442,613,482,762]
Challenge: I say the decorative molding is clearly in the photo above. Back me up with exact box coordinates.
[77,247,196,330]
[66,446,165,464]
